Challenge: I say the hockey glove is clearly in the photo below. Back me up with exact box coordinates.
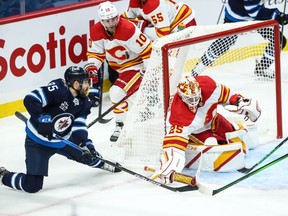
[151,147,185,184]
[276,12,288,25]
[84,63,98,84]
[37,114,53,140]
[83,139,105,168]
[88,87,100,107]
[226,96,261,122]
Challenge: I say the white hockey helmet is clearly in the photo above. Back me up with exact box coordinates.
[177,76,201,112]
[98,1,118,20]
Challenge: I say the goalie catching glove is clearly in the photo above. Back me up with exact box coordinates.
[227,95,261,122]
[151,147,185,184]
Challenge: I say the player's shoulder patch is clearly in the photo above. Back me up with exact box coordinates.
[142,0,160,14]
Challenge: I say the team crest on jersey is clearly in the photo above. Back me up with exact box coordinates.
[73,98,79,106]
[60,101,69,111]
[52,113,75,136]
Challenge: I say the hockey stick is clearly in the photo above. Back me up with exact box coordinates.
[237,137,288,173]
[189,135,288,174]
[144,166,196,186]
[197,152,288,196]
[15,111,198,192]
[87,87,137,128]
[97,64,112,124]
[216,0,227,24]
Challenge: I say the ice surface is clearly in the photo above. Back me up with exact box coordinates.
[1,54,288,216]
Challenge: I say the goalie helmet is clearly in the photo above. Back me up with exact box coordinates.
[177,76,201,113]
[98,1,118,20]
[64,66,89,87]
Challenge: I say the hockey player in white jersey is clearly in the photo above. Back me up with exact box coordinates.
[121,0,197,41]
[84,1,152,142]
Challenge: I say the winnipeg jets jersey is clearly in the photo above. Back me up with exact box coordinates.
[164,76,238,151]
[24,78,92,148]
[87,18,152,73]
[122,0,195,40]
[225,0,279,22]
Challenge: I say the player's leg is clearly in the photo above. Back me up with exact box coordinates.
[109,70,141,142]
[1,136,52,193]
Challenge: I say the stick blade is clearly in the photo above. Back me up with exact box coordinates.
[196,182,214,196]
[98,117,114,124]
[237,167,251,174]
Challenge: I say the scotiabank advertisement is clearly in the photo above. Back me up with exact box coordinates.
[0,0,286,117]
[0,0,128,106]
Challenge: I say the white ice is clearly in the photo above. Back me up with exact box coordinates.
[1,54,288,216]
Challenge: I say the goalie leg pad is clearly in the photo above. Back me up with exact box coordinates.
[185,143,245,172]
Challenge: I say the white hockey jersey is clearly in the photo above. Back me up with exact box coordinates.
[87,18,152,73]
[122,0,196,40]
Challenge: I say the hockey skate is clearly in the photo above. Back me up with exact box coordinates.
[100,163,121,173]
[254,59,275,80]
[110,122,124,142]
[0,167,9,182]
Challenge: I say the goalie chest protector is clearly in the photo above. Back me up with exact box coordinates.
[185,142,245,172]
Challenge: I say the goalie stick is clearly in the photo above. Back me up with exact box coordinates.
[144,166,196,186]
[188,134,288,174]
[15,111,198,193]
[197,151,288,196]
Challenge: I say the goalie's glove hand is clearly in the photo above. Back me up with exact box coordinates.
[151,147,185,184]
[84,63,99,84]
[276,12,288,25]
[37,114,53,140]
[226,96,261,122]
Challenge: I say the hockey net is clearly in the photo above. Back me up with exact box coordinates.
[109,20,282,165]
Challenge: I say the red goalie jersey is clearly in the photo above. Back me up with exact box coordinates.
[164,75,242,151]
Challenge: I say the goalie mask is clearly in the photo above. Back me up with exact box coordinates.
[98,1,119,33]
[177,76,201,113]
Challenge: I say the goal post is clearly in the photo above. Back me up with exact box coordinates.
[110,20,283,165]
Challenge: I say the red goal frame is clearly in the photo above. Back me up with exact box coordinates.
[161,20,283,138]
